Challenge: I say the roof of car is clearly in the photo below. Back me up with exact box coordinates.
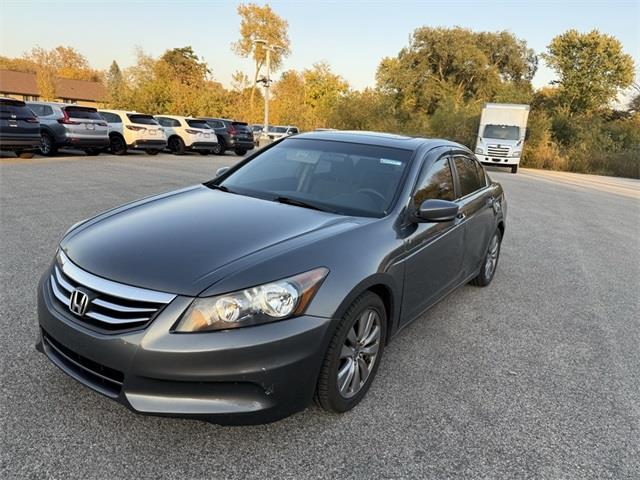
[99,109,153,115]
[26,101,97,109]
[294,130,464,151]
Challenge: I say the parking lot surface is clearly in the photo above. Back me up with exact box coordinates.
[1,152,639,479]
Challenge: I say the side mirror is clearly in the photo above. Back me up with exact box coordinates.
[416,199,459,222]
[216,166,230,177]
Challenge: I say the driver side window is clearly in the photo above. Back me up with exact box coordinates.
[413,157,455,207]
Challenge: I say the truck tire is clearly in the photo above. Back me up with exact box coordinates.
[511,165,518,174]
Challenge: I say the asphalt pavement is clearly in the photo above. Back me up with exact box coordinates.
[1,152,639,479]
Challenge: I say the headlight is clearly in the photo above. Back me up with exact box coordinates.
[174,268,329,332]
[475,147,483,154]
[514,150,522,156]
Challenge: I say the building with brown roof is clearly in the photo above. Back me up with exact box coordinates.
[0,69,106,107]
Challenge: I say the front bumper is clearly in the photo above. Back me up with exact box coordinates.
[36,272,333,424]
[477,154,520,166]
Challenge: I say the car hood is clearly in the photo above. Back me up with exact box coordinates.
[61,185,366,296]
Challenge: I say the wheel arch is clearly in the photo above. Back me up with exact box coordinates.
[330,274,401,345]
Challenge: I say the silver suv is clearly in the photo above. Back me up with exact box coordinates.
[27,102,109,156]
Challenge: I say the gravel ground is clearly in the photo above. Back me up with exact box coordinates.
[1,151,639,479]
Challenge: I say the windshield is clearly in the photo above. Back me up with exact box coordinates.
[268,126,287,133]
[483,124,520,141]
[217,138,412,217]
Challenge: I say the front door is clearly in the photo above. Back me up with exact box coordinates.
[401,155,465,324]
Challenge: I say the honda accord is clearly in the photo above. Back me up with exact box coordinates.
[36,131,506,424]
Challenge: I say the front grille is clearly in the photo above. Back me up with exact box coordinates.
[486,145,510,157]
[42,329,124,398]
[49,251,176,333]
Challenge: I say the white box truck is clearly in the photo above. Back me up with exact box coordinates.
[475,103,530,174]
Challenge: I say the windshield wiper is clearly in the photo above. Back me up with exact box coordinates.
[272,196,334,213]
[208,184,235,194]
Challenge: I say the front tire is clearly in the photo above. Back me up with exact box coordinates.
[39,132,57,156]
[315,291,386,413]
[109,135,128,155]
[169,136,185,155]
[211,142,225,155]
[471,229,502,286]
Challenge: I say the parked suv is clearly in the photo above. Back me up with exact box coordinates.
[99,110,167,155]
[27,102,109,156]
[198,118,254,156]
[0,97,41,158]
[267,125,299,141]
[154,116,218,155]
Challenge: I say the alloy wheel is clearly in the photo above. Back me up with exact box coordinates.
[40,133,51,154]
[337,308,381,398]
[484,233,500,279]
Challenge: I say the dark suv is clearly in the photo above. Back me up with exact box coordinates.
[0,98,41,158]
[199,118,254,156]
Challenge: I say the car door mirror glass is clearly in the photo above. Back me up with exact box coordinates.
[417,199,459,222]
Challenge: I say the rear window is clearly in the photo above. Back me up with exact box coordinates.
[65,106,102,120]
[186,119,211,129]
[127,114,158,125]
[0,100,36,119]
[269,126,287,133]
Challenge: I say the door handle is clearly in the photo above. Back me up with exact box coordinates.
[487,196,495,206]
[456,212,466,220]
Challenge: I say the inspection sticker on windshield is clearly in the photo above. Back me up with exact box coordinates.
[380,158,402,166]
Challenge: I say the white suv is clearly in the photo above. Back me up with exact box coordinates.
[99,110,167,155]
[154,115,218,155]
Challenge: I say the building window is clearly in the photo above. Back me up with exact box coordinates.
[22,95,39,101]
[61,98,77,104]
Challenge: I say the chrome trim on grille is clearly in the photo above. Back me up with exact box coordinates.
[49,250,176,332]
[57,250,175,304]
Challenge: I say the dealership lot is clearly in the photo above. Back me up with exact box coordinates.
[1,152,639,479]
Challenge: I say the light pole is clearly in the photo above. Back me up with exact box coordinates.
[253,39,282,146]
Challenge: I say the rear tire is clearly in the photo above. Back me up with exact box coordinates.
[169,136,185,155]
[145,149,160,156]
[470,229,502,287]
[211,142,225,155]
[315,291,386,413]
[16,151,35,159]
[234,148,248,156]
[39,132,57,156]
[109,135,128,155]
[84,148,101,156]
[511,165,518,174]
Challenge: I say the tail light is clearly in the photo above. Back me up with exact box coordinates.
[57,110,79,125]
[126,125,146,131]
[185,129,201,134]
[227,126,237,135]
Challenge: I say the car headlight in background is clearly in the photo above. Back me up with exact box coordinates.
[174,268,329,332]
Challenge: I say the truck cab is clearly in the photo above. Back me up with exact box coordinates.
[475,103,530,174]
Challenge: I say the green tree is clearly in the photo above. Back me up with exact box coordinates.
[377,27,537,116]
[233,2,291,112]
[106,60,126,107]
[160,46,209,86]
[542,29,635,114]
[303,62,349,128]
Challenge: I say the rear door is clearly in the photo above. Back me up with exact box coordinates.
[0,99,40,141]
[64,106,108,140]
[451,153,495,277]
